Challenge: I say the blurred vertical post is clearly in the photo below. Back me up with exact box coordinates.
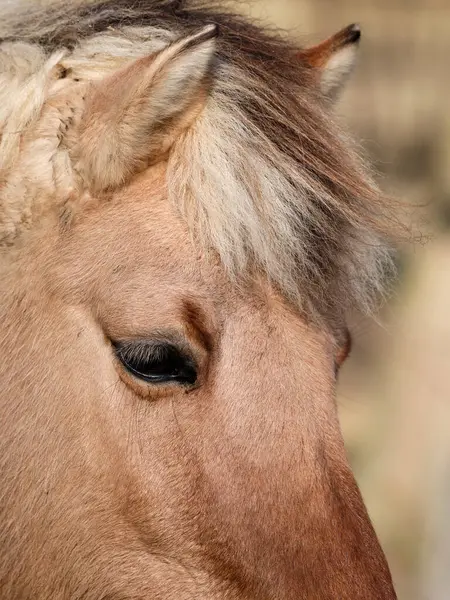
[425,454,450,599]
[422,97,450,600]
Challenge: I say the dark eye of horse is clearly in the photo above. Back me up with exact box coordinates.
[334,328,352,377]
[113,340,197,386]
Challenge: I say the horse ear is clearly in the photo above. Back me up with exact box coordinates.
[299,24,361,102]
[76,25,218,192]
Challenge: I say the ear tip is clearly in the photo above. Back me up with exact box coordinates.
[178,23,219,55]
[200,23,220,41]
[345,23,362,44]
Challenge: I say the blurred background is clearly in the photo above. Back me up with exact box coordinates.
[229,1,449,598]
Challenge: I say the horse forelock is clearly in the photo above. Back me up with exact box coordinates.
[0,0,398,323]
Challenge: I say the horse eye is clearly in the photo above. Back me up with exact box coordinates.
[334,328,352,377]
[113,340,197,386]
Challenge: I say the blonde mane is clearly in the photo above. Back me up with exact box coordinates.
[0,0,396,322]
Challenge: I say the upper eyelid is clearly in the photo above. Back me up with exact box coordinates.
[112,329,191,351]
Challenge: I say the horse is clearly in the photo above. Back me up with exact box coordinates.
[0,1,398,598]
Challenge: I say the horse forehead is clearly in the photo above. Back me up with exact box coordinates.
[76,172,196,265]
[46,174,222,307]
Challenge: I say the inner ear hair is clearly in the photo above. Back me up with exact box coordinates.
[74,24,218,193]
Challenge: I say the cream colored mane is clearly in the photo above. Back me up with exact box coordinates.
[0,0,395,322]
